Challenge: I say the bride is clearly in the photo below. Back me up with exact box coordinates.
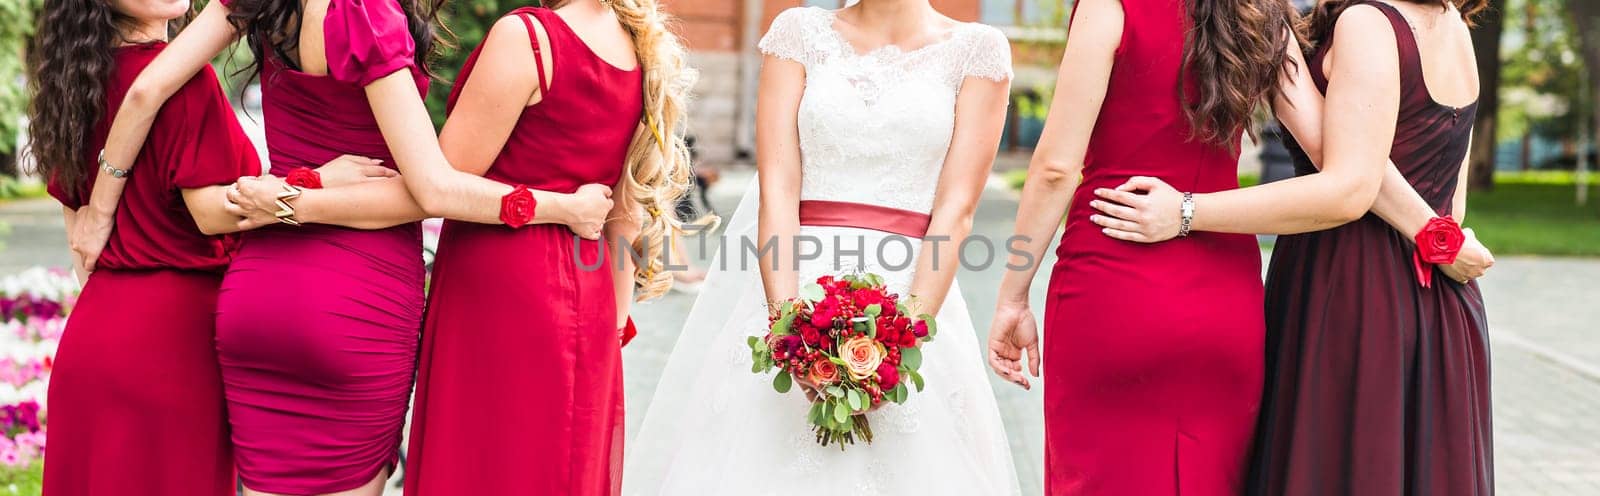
[625,1,1019,494]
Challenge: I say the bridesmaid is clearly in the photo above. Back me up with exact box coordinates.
[1246,1,1495,494]
[981,0,1437,492]
[26,0,256,493]
[61,0,615,495]
[402,0,692,493]
[1072,0,1497,494]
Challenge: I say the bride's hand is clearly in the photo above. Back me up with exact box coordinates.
[795,375,884,414]
[1089,176,1184,243]
[988,300,1040,390]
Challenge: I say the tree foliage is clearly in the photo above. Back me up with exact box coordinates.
[425,0,517,126]
[0,0,42,161]
[1499,0,1587,141]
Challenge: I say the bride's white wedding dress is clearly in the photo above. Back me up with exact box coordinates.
[625,7,1020,495]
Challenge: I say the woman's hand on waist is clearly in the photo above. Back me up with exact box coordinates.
[316,155,396,188]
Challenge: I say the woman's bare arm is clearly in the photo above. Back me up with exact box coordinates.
[1270,29,1439,240]
[60,207,89,284]
[435,15,613,235]
[906,74,1009,316]
[1092,5,1395,239]
[606,167,643,331]
[754,53,807,304]
[988,0,1123,389]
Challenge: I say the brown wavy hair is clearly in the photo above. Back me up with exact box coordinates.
[26,0,188,204]
[1306,0,1489,46]
[225,0,451,85]
[539,0,697,300]
[1180,0,1302,148]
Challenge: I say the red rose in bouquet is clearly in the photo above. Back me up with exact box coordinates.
[746,272,938,448]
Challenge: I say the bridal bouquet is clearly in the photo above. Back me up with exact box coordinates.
[747,273,937,448]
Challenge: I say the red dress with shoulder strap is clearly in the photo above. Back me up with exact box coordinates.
[1249,2,1492,494]
[1041,0,1265,493]
[403,7,643,495]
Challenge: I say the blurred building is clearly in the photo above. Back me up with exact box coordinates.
[667,0,1067,165]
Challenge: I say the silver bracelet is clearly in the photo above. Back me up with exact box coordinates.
[1178,192,1194,238]
[98,150,131,179]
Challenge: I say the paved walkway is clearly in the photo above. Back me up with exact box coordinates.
[3,168,1597,495]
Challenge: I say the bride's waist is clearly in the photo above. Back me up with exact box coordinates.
[719,226,922,275]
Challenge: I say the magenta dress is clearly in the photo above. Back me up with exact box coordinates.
[1249,2,1492,494]
[1041,1,1265,493]
[42,43,258,496]
[211,0,426,493]
[404,8,642,495]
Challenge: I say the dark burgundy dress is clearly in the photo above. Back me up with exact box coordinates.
[404,7,642,495]
[43,43,259,496]
[1249,2,1492,495]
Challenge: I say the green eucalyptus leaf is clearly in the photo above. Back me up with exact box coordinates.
[902,347,923,371]
[846,389,863,410]
[833,400,850,423]
[827,385,845,398]
[773,311,796,336]
[799,283,825,302]
[910,369,925,392]
[773,371,793,393]
[864,304,881,317]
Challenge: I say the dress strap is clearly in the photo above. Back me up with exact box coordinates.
[1351,1,1426,94]
[516,13,551,96]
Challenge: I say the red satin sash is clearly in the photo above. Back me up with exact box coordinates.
[797,200,931,238]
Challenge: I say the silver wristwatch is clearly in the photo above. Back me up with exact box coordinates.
[98,150,131,179]
[1178,192,1194,238]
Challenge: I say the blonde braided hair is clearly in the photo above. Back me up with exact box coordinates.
[542,0,697,300]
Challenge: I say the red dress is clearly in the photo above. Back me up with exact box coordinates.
[209,0,427,492]
[42,43,259,496]
[1041,1,1265,494]
[403,8,643,495]
[1249,2,1492,494]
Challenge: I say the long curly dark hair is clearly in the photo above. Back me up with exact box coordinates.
[25,0,174,204]
[1305,0,1488,45]
[1180,0,1302,149]
[224,0,451,85]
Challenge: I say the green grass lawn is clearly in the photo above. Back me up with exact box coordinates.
[0,175,47,203]
[1465,177,1600,257]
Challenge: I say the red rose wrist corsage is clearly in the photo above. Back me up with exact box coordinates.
[499,185,537,228]
[285,167,322,189]
[1411,215,1465,288]
[620,317,638,347]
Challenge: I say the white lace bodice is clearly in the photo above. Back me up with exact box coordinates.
[758,7,1013,214]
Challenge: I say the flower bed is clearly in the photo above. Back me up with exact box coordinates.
[0,268,75,494]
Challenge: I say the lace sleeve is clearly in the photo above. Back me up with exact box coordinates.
[962,26,1014,82]
[758,7,820,66]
